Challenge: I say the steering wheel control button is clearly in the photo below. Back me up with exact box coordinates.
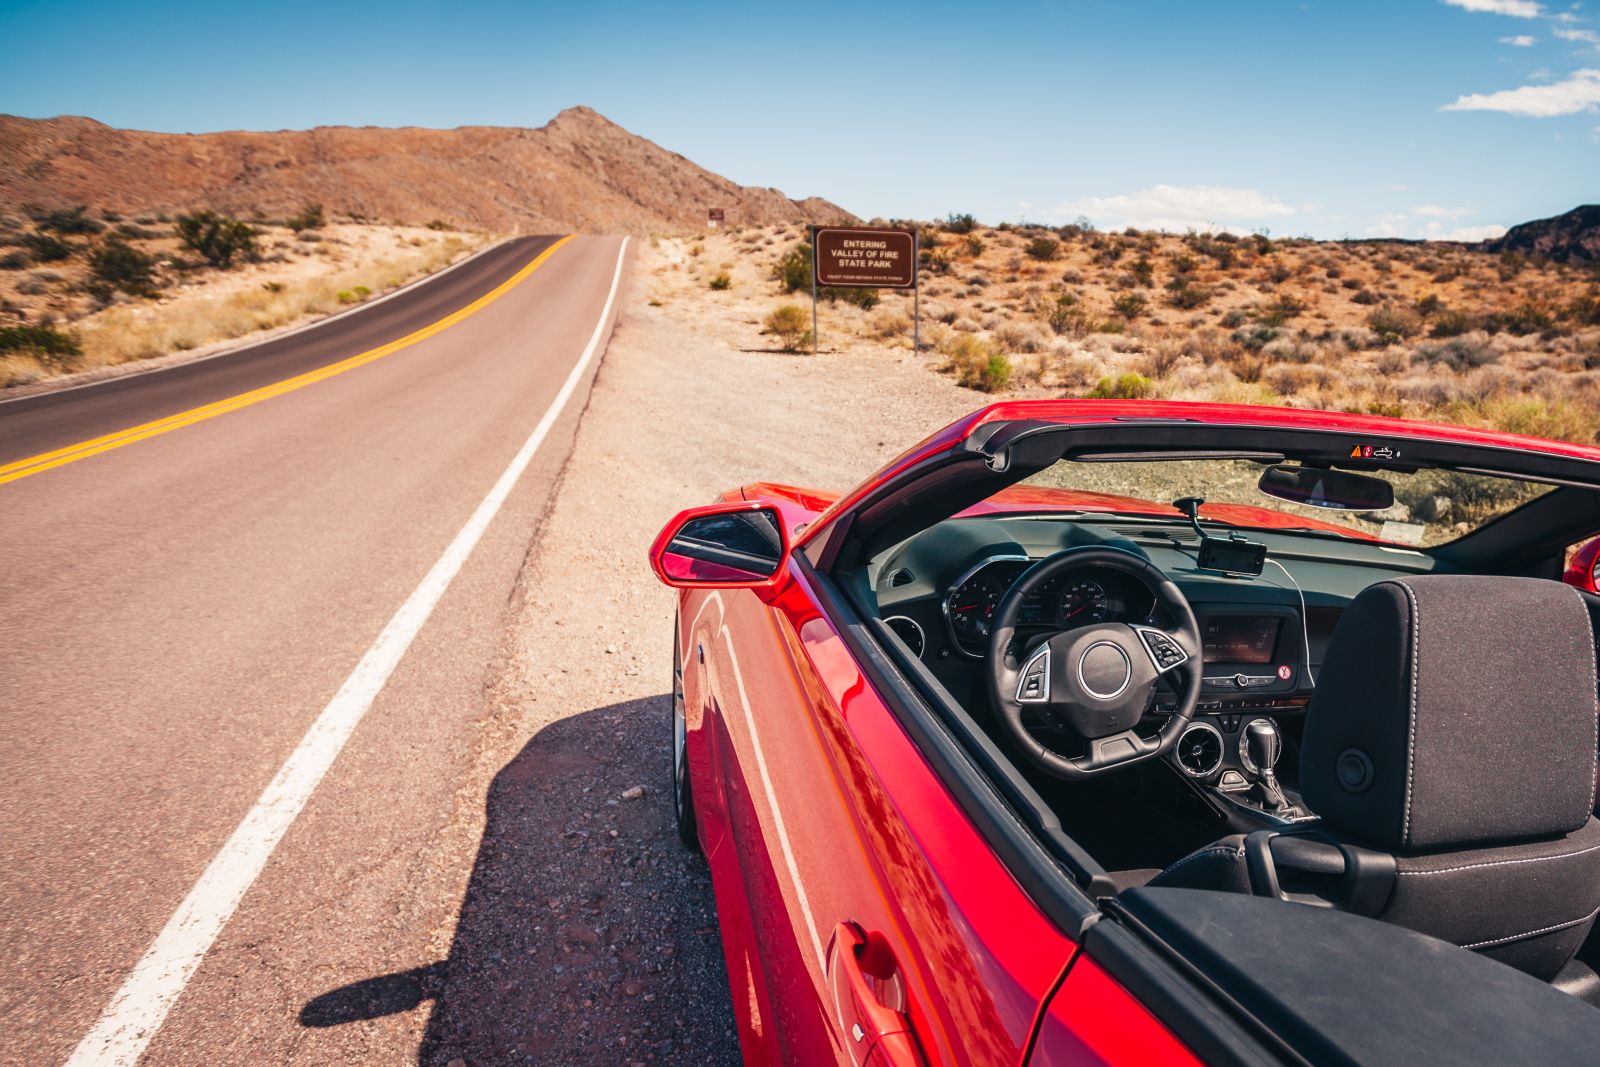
[1135,627,1188,672]
[1015,646,1051,703]
[1077,641,1132,700]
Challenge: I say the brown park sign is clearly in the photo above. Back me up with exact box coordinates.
[813,226,916,288]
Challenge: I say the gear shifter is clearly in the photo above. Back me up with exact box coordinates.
[1244,719,1296,817]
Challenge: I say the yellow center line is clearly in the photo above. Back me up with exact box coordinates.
[0,235,575,487]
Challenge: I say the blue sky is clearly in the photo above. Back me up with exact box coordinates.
[2,0,1596,238]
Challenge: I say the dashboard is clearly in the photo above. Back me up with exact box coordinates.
[871,514,1444,732]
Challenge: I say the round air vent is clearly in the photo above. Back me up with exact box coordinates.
[1175,721,1224,778]
[884,616,925,660]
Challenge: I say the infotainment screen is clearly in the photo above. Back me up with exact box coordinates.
[1203,616,1282,664]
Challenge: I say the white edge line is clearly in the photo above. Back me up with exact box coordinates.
[0,235,516,408]
[64,235,629,1067]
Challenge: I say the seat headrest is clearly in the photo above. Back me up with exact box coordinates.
[1301,575,1598,852]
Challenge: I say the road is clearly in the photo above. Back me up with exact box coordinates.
[0,234,636,1064]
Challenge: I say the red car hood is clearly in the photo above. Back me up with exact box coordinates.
[741,480,1374,541]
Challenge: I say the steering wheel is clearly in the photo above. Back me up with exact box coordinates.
[986,546,1203,780]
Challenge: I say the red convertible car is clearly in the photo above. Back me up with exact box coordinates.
[648,400,1600,1065]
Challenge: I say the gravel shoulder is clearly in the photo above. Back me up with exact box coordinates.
[420,242,980,1065]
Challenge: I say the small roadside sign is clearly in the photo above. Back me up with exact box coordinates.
[707,208,725,229]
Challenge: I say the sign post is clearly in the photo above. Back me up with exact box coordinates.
[809,225,919,355]
[707,208,725,229]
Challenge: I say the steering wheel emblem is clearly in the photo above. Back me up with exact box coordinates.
[1077,641,1132,700]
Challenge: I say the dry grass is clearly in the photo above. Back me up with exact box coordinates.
[645,223,1600,447]
[0,215,484,389]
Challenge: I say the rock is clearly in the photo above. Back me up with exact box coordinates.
[1362,503,1411,523]
[1413,495,1452,522]
[448,1059,467,1067]
[621,786,645,800]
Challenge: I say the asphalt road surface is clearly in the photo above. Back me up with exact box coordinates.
[0,235,647,1064]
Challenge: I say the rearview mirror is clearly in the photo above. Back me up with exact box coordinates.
[648,503,788,592]
[1257,464,1395,512]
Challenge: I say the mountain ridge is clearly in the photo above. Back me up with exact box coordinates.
[0,107,854,235]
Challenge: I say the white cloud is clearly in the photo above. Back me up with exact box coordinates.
[1442,67,1600,114]
[1412,203,1477,217]
[1441,0,1544,15]
[1443,223,1510,240]
[1047,184,1294,231]
[1500,33,1539,43]
[1556,26,1600,42]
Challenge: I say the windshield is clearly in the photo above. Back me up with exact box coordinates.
[1009,458,1556,548]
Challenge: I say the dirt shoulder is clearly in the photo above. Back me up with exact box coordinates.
[423,242,980,1066]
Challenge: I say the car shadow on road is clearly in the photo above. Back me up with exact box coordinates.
[299,695,742,1066]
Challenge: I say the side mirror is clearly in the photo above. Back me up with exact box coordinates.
[1257,464,1395,513]
[1565,536,1600,595]
[649,503,788,595]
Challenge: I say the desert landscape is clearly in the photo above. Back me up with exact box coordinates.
[646,214,1600,448]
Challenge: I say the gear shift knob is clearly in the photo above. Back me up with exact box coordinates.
[1245,719,1281,776]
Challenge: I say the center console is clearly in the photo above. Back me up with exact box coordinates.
[1163,604,1315,825]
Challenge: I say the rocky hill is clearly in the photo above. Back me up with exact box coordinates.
[0,107,852,235]
[1485,204,1600,264]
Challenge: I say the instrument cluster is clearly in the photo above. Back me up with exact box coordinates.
[943,558,1156,657]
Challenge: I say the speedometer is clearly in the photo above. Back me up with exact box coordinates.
[1061,578,1110,625]
[948,578,1001,643]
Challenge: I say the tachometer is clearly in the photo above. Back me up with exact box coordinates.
[948,578,1002,643]
[1061,578,1110,625]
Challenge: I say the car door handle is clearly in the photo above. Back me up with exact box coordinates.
[827,922,926,1067]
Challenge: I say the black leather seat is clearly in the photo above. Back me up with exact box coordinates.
[1151,575,1600,982]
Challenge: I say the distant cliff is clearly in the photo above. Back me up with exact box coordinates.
[1485,205,1600,264]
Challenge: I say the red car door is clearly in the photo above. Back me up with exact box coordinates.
[680,564,1078,1065]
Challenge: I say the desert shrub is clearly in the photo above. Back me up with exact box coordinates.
[1112,292,1148,320]
[1418,337,1499,372]
[1496,251,1525,282]
[1165,276,1212,309]
[1567,292,1600,327]
[287,202,325,231]
[0,323,81,370]
[830,287,880,310]
[964,235,985,257]
[1141,341,1183,378]
[1025,237,1061,261]
[942,334,1011,391]
[1482,302,1557,337]
[870,310,912,338]
[1351,287,1381,305]
[1189,234,1237,269]
[1366,304,1422,344]
[708,271,731,290]
[1232,326,1282,352]
[995,324,1045,353]
[1046,293,1086,336]
[0,250,30,270]
[22,232,73,262]
[1169,252,1198,274]
[774,243,812,292]
[1220,309,1249,329]
[87,236,159,298]
[39,205,104,235]
[336,289,358,304]
[1427,308,1474,338]
[763,304,812,352]
[1130,258,1154,287]
[1087,373,1154,399]
[353,285,371,298]
[1256,294,1304,326]
[943,213,978,234]
[427,220,452,231]
[176,210,257,268]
